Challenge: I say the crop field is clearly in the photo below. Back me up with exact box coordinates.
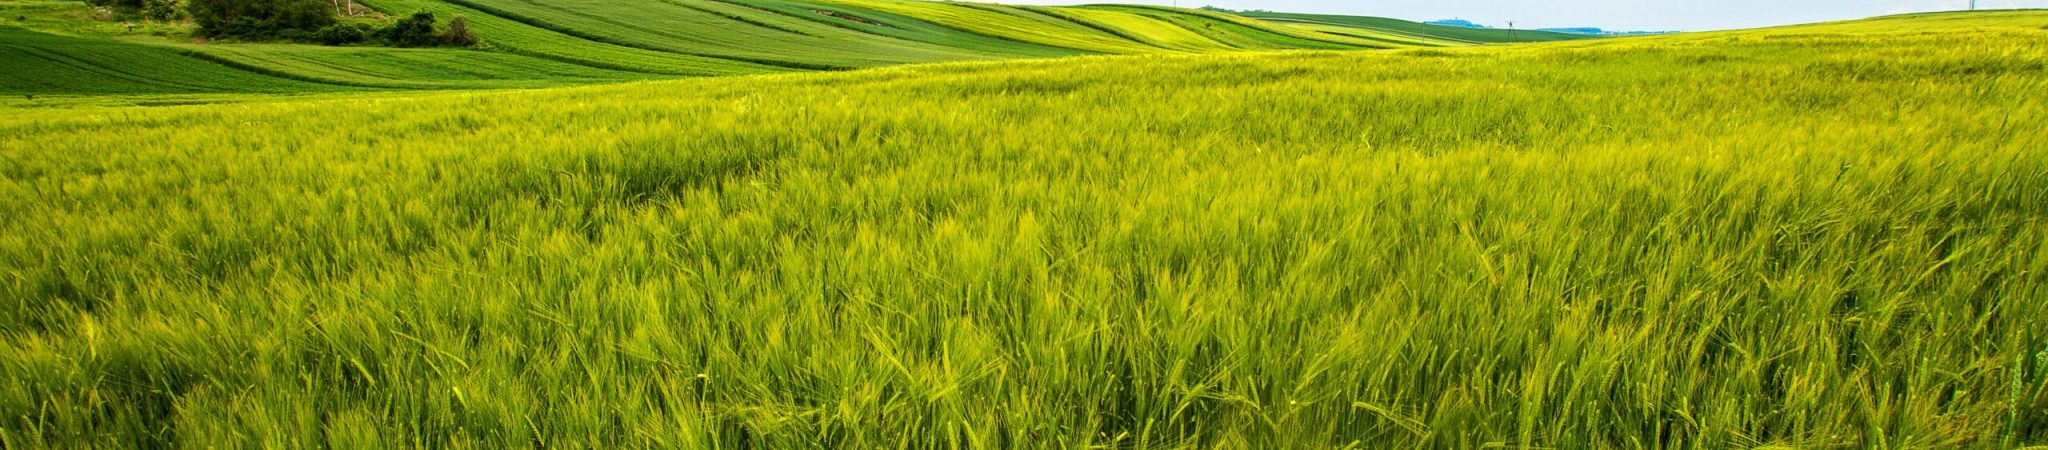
[1257,19,1466,48]
[1024,7,1240,52]
[414,0,993,69]
[1054,5,1384,51]
[1241,10,1597,44]
[814,0,1160,54]
[179,44,662,89]
[3,8,2046,449]
[711,0,1083,58]
[1096,5,1406,49]
[340,0,790,76]
[0,27,350,95]
[1,0,1439,98]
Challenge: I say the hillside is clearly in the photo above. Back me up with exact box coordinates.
[0,0,1480,100]
[1239,10,1598,44]
[4,10,2047,449]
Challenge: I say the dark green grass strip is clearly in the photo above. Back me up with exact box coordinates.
[713,0,1092,57]
[435,0,851,70]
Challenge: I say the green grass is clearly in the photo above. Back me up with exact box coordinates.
[0,0,771,92]
[2,0,1477,96]
[0,26,348,95]
[1098,5,1399,49]
[1277,21,1468,47]
[1040,5,1391,51]
[171,43,657,89]
[1241,10,1600,44]
[1022,6,1238,52]
[410,0,999,69]
[712,0,1085,58]
[815,0,1162,54]
[0,0,195,37]
[354,0,798,75]
[3,11,2046,449]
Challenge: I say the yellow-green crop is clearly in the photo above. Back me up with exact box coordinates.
[2,9,2046,450]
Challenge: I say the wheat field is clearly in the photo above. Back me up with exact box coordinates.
[2,9,2047,450]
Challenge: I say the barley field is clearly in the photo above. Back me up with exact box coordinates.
[2,7,2047,450]
[0,0,1440,97]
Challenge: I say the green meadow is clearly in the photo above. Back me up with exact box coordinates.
[1238,10,1597,44]
[0,0,1473,99]
[3,1,2048,448]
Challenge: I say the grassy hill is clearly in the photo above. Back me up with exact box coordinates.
[1240,10,1600,44]
[0,26,349,95]
[4,10,2046,449]
[0,0,1495,100]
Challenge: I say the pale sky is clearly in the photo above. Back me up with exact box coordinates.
[990,0,2048,31]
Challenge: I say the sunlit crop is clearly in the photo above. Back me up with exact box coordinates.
[1,8,2045,450]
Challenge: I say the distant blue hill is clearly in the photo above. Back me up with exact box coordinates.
[1425,18,1677,35]
[1538,27,1681,36]
[1424,19,1486,29]
[1539,27,1605,34]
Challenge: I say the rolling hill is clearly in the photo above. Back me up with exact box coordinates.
[0,0,1523,100]
[0,26,350,95]
[4,9,2047,449]
[1239,10,1599,44]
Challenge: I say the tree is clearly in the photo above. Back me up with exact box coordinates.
[141,0,187,21]
[373,11,437,47]
[440,15,476,47]
[189,0,334,38]
[313,22,368,45]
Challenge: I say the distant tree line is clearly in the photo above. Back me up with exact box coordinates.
[300,12,478,47]
[87,0,477,47]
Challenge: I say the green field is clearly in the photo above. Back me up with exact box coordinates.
[0,0,1443,100]
[1240,10,1600,44]
[0,26,350,95]
[6,3,2048,450]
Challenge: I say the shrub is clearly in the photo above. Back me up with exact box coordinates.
[140,0,187,21]
[313,23,369,45]
[373,11,437,47]
[440,15,476,47]
[190,0,334,39]
[215,16,278,38]
[276,27,312,41]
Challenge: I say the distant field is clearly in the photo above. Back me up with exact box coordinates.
[1240,10,1599,44]
[0,0,1458,98]
[0,26,349,94]
[4,10,2046,449]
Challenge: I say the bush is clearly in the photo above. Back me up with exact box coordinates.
[190,0,333,39]
[440,16,476,47]
[140,0,186,21]
[373,11,437,47]
[215,16,278,38]
[313,23,369,45]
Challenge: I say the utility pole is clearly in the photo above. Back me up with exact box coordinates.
[1507,21,1517,44]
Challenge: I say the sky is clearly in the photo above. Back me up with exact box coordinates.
[989,0,2048,31]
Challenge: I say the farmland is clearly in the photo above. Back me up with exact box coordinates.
[4,2,2048,449]
[0,26,348,95]
[1239,10,1597,44]
[0,0,1463,100]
